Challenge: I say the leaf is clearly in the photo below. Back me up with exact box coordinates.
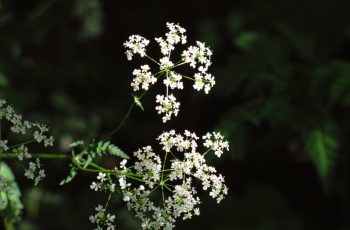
[95,141,129,159]
[0,72,9,87]
[107,143,129,159]
[305,129,338,183]
[234,31,262,51]
[329,61,350,106]
[133,95,144,111]
[0,162,23,227]
[69,140,85,148]
[59,166,78,185]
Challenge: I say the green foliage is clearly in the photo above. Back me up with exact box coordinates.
[59,165,78,186]
[74,0,103,40]
[234,31,263,51]
[329,61,350,106]
[1,0,350,228]
[305,129,338,183]
[0,72,8,87]
[60,140,129,185]
[70,140,129,159]
[0,162,23,229]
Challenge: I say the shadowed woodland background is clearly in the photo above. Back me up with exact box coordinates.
[1,0,350,229]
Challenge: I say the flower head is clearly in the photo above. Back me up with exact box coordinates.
[131,65,157,91]
[155,94,180,123]
[118,130,229,229]
[124,22,217,123]
[123,35,150,60]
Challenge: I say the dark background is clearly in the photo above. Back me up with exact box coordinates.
[1,0,350,229]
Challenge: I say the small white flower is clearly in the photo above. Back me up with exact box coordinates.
[193,73,215,94]
[120,159,127,169]
[97,172,107,182]
[0,140,9,151]
[163,72,183,90]
[182,41,212,71]
[159,57,174,70]
[90,204,116,229]
[155,94,180,123]
[155,22,187,56]
[202,132,229,157]
[131,65,157,91]
[90,182,99,191]
[123,35,150,60]
[24,158,45,186]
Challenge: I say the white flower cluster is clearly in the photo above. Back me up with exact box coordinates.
[89,204,116,230]
[124,22,216,122]
[131,65,157,91]
[24,158,45,186]
[123,35,149,61]
[0,99,54,186]
[13,145,31,161]
[182,41,212,72]
[0,99,54,146]
[0,140,9,152]
[203,132,230,158]
[155,94,180,123]
[117,130,229,229]
[155,22,187,56]
[90,172,115,192]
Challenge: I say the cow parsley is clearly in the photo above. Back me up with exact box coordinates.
[0,99,54,185]
[124,22,216,122]
[115,130,229,229]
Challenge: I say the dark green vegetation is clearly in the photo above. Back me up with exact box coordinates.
[1,0,350,229]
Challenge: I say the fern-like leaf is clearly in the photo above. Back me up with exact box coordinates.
[305,129,338,183]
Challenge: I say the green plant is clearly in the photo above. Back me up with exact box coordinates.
[0,22,229,230]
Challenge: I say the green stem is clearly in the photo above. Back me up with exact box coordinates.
[104,192,113,209]
[9,139,35,149]
[146,55,160,65]
[161,151,168,182]
[203,148,211,157]
[0,152,70,159]
[172,61,186,68]
[163,184,172,192]
[107,102,135,137]
[106,69,167,138]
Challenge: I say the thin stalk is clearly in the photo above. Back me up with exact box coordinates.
[145,55,160,65]
[0,152,70,159]
[106,69,166,138]
[104,192,113,209]
[107,102,135,137]
[9,139,35,149]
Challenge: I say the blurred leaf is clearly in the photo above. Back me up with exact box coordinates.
[24,188,43,218]
[305,129,338,183]
[74,0,103,40]
[277,24,315,59]
[310,65,333,107]
[329,61,350,106]
[226,11,248,32]
[0,72,8,87]
[234,31,262,51]
[0,162,23,228]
